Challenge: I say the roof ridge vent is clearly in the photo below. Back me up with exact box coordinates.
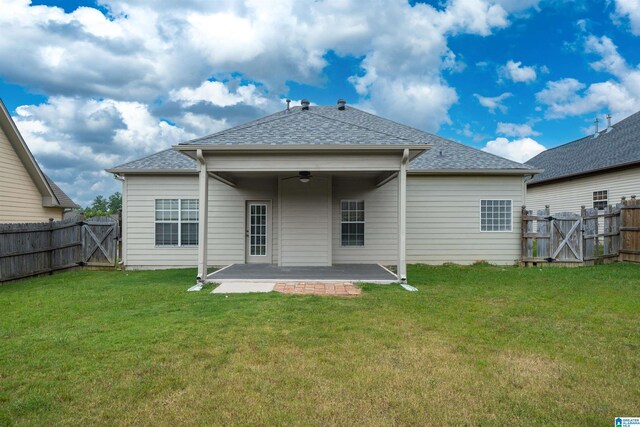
[337,98,346,110]
[301,99,310,110]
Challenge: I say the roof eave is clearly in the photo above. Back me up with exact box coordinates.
[408,168,542,176]
[175,143,430,163]
[105,168,198,175]
[174,143,431,152]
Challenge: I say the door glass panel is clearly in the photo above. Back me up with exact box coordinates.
[249,203,267,256]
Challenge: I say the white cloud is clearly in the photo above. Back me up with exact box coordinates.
[496,122,540,137]
[482,137,546,163]
[474,92,512,113]
[535,35,640,119]
[500,60,537,83]
[614,0,640,35]
[0,0,544,204]
[170,81,271,108]
[12,97,201,206]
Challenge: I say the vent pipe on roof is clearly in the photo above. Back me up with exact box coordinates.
[285,99,291,112]
[593,117,599,137]
[605,113,614,133]
[301,99,310,110]
[337,98,346,110]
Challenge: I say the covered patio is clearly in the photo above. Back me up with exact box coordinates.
[207,263,398,284]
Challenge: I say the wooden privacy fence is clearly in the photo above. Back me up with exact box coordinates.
[620,197,640,262]
[522,196,639,265]
[0,215,118,283]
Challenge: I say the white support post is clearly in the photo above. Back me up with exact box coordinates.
[398,149,408,282]
[197,149,209,282]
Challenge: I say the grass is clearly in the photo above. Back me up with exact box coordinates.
[1,264,639,426]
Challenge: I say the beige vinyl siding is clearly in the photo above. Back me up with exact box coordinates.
[209,176,278,265]
[279,177,330,266]
[527,167,640,213]
[406,175,524,265]
[124,175,278,269]
[332,176,398,264]
[0,125,62,223]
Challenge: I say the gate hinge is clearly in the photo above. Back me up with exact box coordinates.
[544,257,555,262]
[545,216,555,221]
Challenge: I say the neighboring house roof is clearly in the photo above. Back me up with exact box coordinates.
[45,175,80,208]
[527,110,640,185]
[109,103,535,173]
[0,98,78,209]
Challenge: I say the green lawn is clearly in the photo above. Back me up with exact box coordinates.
[1,264,639,426]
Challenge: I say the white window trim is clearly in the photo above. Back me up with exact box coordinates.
[154,199,199,247]
[340,199,365,248]
[479,199,513,233]
[592,189,609,211]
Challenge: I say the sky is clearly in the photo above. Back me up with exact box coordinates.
[1,0,640,207]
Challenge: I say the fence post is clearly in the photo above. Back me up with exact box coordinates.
[521,205,527,262]
[580,206,586,260]
[48,218,54,275]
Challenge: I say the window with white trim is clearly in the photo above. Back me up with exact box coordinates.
[341,200,365,246]
[155,199,199,246]
[593,190,608,210]
[480,199,512,232]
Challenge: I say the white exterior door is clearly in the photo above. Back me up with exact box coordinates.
[246,201,271,264]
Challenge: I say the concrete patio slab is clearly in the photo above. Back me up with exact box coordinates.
[211,280,276,294]
[207,263,397,283]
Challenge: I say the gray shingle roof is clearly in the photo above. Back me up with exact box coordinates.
[181,106,418,146]
[109,105,533,173]
[44,175,79,208]
[527,110,640,184]
[108,148,197,171]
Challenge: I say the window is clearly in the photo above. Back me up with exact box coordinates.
[155,199,199,246]
[480,199,512,232]
[341,200,365,246]
[593,190,608,210]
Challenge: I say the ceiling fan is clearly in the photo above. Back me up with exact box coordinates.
[282,171,313,183]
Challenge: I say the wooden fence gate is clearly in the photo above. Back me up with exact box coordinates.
[1,215,119,283]
[550,212,583,262]
[522,203,622,265]
[81,216,118,267]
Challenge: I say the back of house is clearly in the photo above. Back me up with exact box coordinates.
[108,100,537,279]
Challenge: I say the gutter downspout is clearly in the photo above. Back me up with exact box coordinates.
[398,149,409,283]
[196,149,209,282]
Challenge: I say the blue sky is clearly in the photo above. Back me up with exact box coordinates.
[1,0,640,206]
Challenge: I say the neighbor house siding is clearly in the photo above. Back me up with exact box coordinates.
[527,167,640,213]
[124,175,279,269]
[0,125,62,223]
[406,175,524,265]
[331,176,398,265]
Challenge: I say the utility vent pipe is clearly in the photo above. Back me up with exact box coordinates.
[337,98,346,110]
[593,117,599,136]
[301,99,310,110]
